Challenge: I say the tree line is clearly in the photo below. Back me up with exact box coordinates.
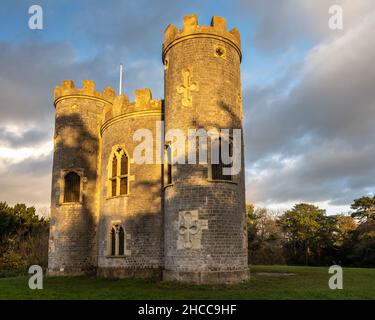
[0,202,49,277]
[247,196,375,267]
[0,195,374,276]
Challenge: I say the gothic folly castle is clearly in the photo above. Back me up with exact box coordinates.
[48,15,248,284]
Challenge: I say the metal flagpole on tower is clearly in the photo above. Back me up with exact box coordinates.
[119,63,123,95]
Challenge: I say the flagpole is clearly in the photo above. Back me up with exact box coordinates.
[119,63,123,95]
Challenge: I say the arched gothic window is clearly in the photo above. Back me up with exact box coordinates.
[109,224,126,256]
[109,147,129,197]
[63,171,81,202]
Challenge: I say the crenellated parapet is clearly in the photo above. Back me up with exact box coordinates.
[100,88,163,134]
[111,94,130,118]
[163,14,241,62]
[54,80,116,106]
[134,88,162,111]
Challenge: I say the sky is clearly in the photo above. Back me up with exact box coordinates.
[0,0,374,215]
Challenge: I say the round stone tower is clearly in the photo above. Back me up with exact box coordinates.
[48,80,115,275]
[162,15,248,283]
[97,88,164,278]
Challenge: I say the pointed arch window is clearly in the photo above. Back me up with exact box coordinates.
[109,224,126,257]
[108,147,129,197]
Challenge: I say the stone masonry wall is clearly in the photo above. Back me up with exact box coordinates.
[97,89,164,277]
[163,15,248,283]
[48,80,114,275]
[48,15,248,284]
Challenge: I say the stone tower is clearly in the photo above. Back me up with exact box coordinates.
[48,14,248,284]
[48,80,115,275]
[162,15,248,283]
[96,89,164,278]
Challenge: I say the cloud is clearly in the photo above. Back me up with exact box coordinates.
[234,0,375,56]
[247,142,375,204]
[0,152,52,207]
[73,0,189,53]
[0,41,77,125]
[245,10,375,208]
[1,0,374,214]
[0,1,182,208]
[0,126,47,148]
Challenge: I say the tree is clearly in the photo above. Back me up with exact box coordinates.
[0,202,19,252]
[345,195,375,266]
[246,205,285,265]
[0,201,49,275]
[279,203,327,265]
[246,201,374,267]
[311,214,338,264]
[334,214,357,246]
[351,196,375,222]
[343,220,375,267]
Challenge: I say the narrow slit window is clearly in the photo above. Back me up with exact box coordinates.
[111,227,116,256]
[119,153,128,195]
[112,156,117,177]
[118,227,125,256]
[166,145,172,185]
[120,177,128,195]
[111,179,117,197]
[110,156,117,197]
[121,153,128,175]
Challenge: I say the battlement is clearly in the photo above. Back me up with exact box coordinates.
[134,88,162,110]
[163,14,241,61]
[54,80,116,105]
[101,88,163,132]
[111,94,130,117]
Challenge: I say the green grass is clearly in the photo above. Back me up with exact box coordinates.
[0,265,374,300]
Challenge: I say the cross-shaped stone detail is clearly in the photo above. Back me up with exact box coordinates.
[177,68,199,107]
[177,210,208,250]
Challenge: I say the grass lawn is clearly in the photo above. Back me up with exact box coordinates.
[0,265,374,300]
